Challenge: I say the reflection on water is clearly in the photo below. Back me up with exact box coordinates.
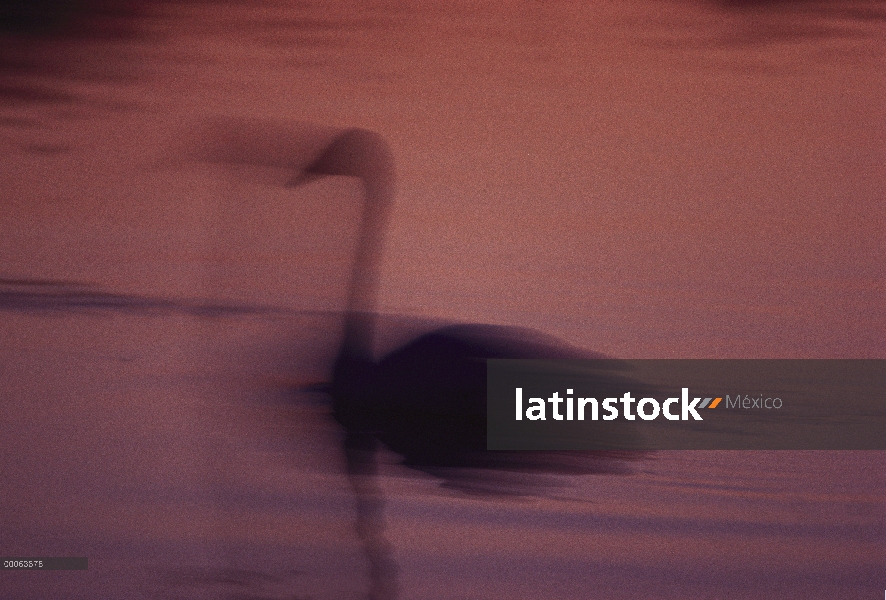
[2,305,883,599]
[1,1,884,599]
[0,277,291,315]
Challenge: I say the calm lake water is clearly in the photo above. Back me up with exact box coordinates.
[1,1,884,598]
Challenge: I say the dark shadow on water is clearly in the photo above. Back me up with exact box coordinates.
[0,1,142,35]
[0,277,289,316]
[712,0,886,43]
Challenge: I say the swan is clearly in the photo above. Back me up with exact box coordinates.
[193,118,646,600]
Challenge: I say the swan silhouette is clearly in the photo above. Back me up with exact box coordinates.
[193,118,647,600]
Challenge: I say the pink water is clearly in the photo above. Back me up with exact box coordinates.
[1,1,883,598]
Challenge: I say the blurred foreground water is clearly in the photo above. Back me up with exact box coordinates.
[1,0,884,598]
[2,304,883,599]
